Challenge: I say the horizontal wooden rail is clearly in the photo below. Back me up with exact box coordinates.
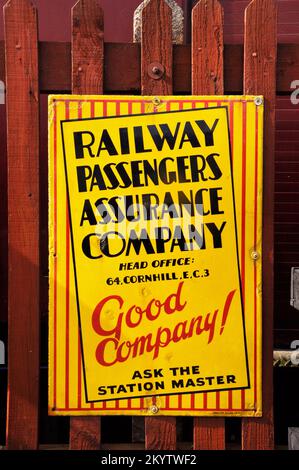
[0,41,297,93]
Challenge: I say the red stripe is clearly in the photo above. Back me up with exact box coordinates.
[241,101,247,300]
[254,106,259,405]
[103,100,107,116]
[65,200,70,408]
[82,100,105,410]
[228,390,233,409]
[53,101,57,408]
[190,394,195,410]
[76,102,83,409]
[229,101,234,164]
[177,394,182,410]
[94,98,106,406]
[127,399,132,410]
[240,102,247,411]
[227,102,236,411]
[203,393,208,410]
[77,334,81,408]
[90,101,95,117]
[163,395,169,410]
[216,391,220,410]
[78,101,86,408]
[78,101,95,410]
[241,390,246,409]
[65,101,70,409]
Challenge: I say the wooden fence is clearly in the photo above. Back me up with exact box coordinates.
[0,0,280,450]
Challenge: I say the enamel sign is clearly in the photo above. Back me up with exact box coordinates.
[49,96,263,416]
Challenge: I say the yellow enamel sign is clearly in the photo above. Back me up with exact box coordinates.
[49,96,263,416]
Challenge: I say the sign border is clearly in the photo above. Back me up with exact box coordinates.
[60,105,250,403]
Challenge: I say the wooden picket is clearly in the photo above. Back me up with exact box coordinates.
[4,0,40,450]
[141,0,175,450]
[242,0,277,449]
[191,0,224,95]
[69,0,103,451]
[192,0,225,450]
[1,0,278,450]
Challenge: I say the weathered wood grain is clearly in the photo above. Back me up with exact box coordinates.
[192,0,224,94]
[145,417,176,450]
[0,41,296,94]
[72,0,104,94]
[69,417,101,450]
[141,0,176,450]
[192,0,225,450]
[69,0,103,450]
[4,0,40,450]
[194,418,226,450]
[242,0,277,450]
[141,0,173,95]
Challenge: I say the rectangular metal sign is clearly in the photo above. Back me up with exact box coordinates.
[49,96,263,416]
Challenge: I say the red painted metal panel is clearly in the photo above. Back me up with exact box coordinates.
[221,0,299,44]
[274,97,299,335]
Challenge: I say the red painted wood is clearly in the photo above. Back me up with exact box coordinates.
[242,0,277,450]
[220,0,299,44]
[72,0,104,94]
[144,417,176,450]
[0,0,184,43]
[141,0,176,449]
[274,88,299,326]
[69,417,101,450]
[0,41,298,94]
[0,82,7,323]
[4,0,40,449]
[191,0,225,450]
[141,0,173,95]
[69,0,103,450]
[2,0,299,45]
[194,418,226,450]
[192,0,224,94]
